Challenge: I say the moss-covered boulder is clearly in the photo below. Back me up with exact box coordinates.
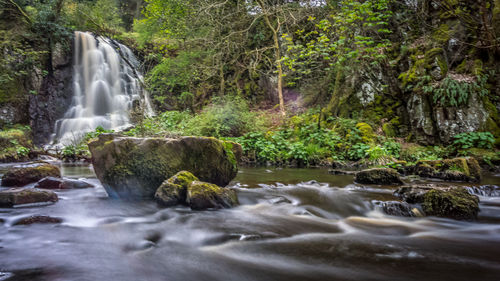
[88,134,241,199]
[1,162,61,187]
[187,181,238,210]
[0,188,58,207]
[155,171,198,206]
[412,157,481,182]
[394,185,479,220]
[354,168,404,185]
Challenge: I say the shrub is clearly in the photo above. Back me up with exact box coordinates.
[452,132,495,150]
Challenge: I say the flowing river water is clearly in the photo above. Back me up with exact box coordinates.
[1,163,500,281]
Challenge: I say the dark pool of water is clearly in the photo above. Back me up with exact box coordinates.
[0,163,500,281]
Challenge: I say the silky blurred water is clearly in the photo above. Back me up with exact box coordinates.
[0,163,499,281]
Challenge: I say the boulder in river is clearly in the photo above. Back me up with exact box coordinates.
[156,171,238,210]
[354,168,404,185]
[394,185,479,220]
[34,177,94,189]
[187,181,239,210]
[1,162,61,187]
[88,134,240,199]
[0,188,58,207]
[155,171,198,206]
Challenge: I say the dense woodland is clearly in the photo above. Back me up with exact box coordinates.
[1,0,500,167]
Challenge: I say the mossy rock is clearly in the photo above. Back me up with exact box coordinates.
[422,188,479,220]
[187,181,238,210]
[394,185,479,220]
[1,162,61,187]
[88,134,239,199]
[416,157,481,182]
[355,168,404,185]
[155,171,198,206]
[0,188,58,207]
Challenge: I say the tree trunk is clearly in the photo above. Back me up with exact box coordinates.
[257,0,286,116]
[326,65,343,116]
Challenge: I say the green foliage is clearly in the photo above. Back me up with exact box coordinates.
[452,132,495,150]
[424,75,490,107]
[63,0,125,34]
[283,0,392,86]
[347,143,370,160]
[0,125,32,161]
[126,96,265,138]
[61,126,113,161]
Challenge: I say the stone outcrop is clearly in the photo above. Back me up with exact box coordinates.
[1,162,61,187]
[88,134,241,199]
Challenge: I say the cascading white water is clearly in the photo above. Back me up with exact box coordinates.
[51,31,154,145]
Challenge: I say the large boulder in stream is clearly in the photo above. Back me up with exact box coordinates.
[1,162,61,187]
[0,188,58,207]
[394,185,479,220]
[88,134,241,199]
[354,168,404,185]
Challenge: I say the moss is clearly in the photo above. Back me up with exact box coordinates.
[422,188,479,220]
[432,24,451,44]
[0,126,33,162]
[155,171,198,206]
[356,122,375,143]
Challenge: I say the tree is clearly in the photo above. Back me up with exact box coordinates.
[283,0,393,115]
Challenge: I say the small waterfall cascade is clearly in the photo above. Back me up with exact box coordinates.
[51,31,154,146]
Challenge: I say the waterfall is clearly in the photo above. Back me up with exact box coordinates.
[51,31,154,146]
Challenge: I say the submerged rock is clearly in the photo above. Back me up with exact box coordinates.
[34,177,63,189]
[394,185,479,220]
[155,171,198,206]
[88,134,241,199]
[13,215,62,225]
[373,200,417,217]
[355,168,404,185]
[34,177,94,189]
[1,162,61,187]
[60,179,94,189]
[187,181,239,210]
[0,188,58,207]
[410,157,481,182]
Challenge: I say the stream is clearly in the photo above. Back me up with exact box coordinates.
[1,163,500,281]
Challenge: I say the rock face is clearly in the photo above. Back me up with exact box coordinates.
[0,188,58,207]
[355,168,404,185]
[88,135,241,199]
[29,43,73,145]
[187,181,238,210]
[1,163,61,187]
[410,157,481,182]
[395,185,479,220]
[155,171,238,210]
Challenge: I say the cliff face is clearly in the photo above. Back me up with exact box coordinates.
[336,0,500,145]
[29,42,73,145]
